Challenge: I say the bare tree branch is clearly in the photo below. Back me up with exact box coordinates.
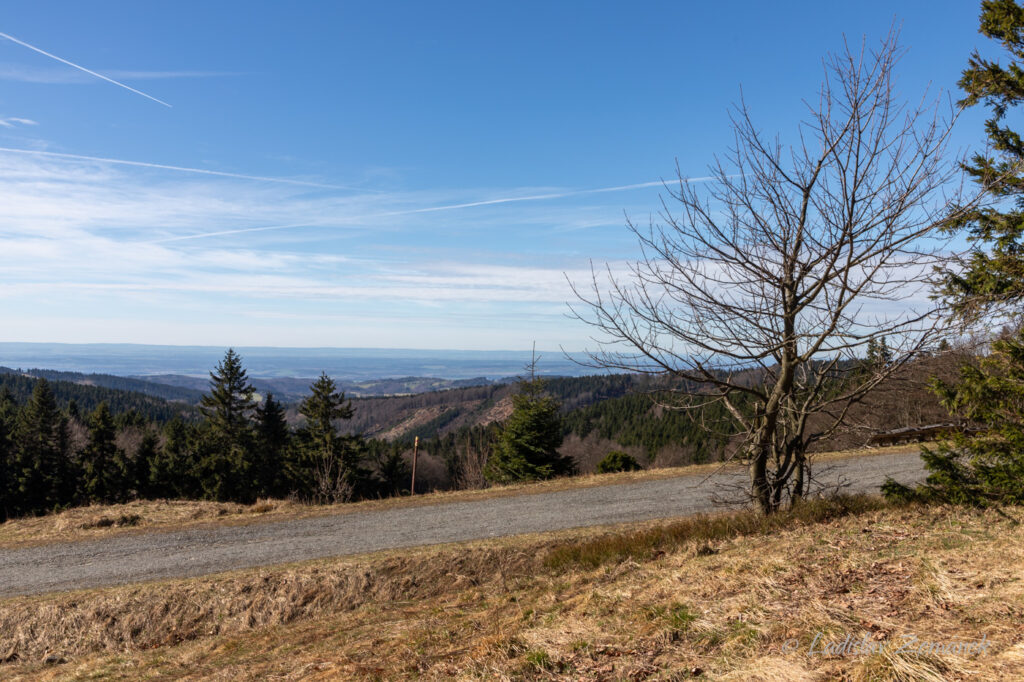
[569,30,975,513]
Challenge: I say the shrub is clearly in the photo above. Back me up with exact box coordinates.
[596,450,642,474]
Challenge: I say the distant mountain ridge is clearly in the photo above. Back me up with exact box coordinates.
[0,366,203,403]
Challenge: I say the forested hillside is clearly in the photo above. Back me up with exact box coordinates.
[1,367,204,403]
[138,373,500,402]
[345,374,643,438]
[0,371,194,424]
[351,355,959,490]
[0,346,960,522]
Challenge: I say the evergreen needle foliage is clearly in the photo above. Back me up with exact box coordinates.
[81,402,129,504]
[595,450,642,474]
[939,0,1024,315]
[893,0,1024,506]
[197,349,258,502]
[885,331,1024,505]
[299,372,368,502]
[485,359,575,484]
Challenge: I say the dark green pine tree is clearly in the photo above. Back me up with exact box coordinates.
[197,349,257,502]
[66,398,81,422]
[0,387,17,520]
[885,332,1024,505]
[485,373,575,485]
[133,430,160,499]
[940,0,1024,314]
[253,392,290,498]
[367,439,410,497]
[299,373,365,502]
[887,0,1024,506]
[149,417,198,498]
[81,402,129,504]
[865,337,892,370]
[200,349,256,445]
[14,379,73,514]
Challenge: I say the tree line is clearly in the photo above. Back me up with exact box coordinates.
[0,346,582,520]
[0,350,406,521]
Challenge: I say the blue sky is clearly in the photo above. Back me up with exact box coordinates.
[0,1,987,350]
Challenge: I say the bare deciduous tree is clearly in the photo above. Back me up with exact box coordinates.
[570,33,971,513]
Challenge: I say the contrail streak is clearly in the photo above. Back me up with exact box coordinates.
[0,31,172,107]
[152,176,720,243]
[0,147,372,191]
[393,179,712,215]
[154,222,327,243]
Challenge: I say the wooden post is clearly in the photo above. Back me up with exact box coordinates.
[410,436,419,495]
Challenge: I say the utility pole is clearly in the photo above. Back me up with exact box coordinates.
[410,435,419,495]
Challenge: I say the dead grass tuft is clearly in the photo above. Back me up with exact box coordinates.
[544,494,891,570]
[852,646,956,682]
[79,513,141,530]
[0,499,306,549]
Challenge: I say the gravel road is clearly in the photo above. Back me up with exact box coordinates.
[0,451,924,598]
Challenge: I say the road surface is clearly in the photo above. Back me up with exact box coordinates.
[0,451,924,598]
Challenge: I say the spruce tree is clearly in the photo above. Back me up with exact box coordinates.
[865,337,892,370]
[0,387,17,520]
[299,373,364,502]
[885,331,1024,505]
[149,417,197,498]
[253,392,290,498]
[81,402,128,504]
[14,379,72,514]
[939,0,1024,314]
[485,371,575,485]
[199,349,256,445]
[888,1,1024,505]
[133,430,160,499]
[198,349,256,502]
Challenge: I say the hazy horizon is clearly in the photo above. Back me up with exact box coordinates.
[0,341,598,380]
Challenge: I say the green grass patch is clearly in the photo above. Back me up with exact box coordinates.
[524,649,553,671]
[646,602,699,632]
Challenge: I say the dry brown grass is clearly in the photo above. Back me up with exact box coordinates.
[0,443,920,550]
[2,495,1022,680]
[0,498,303,549]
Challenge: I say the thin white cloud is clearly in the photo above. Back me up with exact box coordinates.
[0,117,37,128]
[0,147,371,191]
[154,177,719,242]
[153,222,331,243]
[0,31,172,107]
[0,150,650,328]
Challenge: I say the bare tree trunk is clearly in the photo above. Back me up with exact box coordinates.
[792,451,806,502]
[751,442,773,514]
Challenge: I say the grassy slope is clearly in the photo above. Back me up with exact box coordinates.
[0,444,918,550]
[2,497,1023,680]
